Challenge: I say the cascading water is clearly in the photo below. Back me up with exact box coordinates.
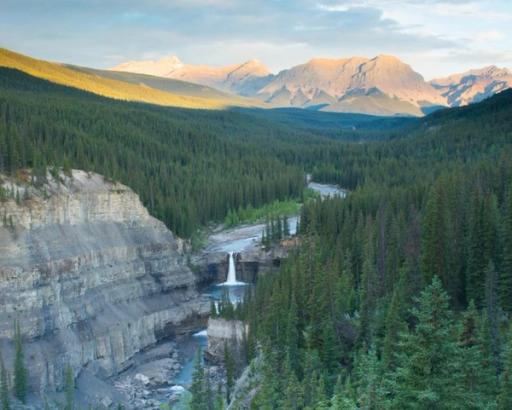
[226,251,237,283]
[221,251,245,286]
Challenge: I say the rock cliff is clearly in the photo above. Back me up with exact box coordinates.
[0,170,208,395]
[206,318,247,359]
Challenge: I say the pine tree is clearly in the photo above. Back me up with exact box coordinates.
[485,261,501,374]
[422,184,450,288]
[253,348,280,410]
[210,299,217,318]
[0,351,9,410]
[388,277,466,409]
[224,343,235,402]
[285,293,300,375]
[283,215,290,237]
[497,329,512,410]
[13,321,26,404]
[190,349,206,410]
[382,271,407,370]
[459,301,497,408]
[280,356,303,410]
[359,219,377,346]
[64,365,74,410]
[354,347,386,410]
[309,372,328,410]
[500,186,512,312]
[330,376,357,410]
[467,194,499,307]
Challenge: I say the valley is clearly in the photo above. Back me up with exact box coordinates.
[0,165,343,408]
[1,40,512,410]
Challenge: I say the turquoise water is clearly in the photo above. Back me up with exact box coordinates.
[173,284,249,387]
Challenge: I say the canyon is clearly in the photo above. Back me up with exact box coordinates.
[0,170,209,407]
[0,168,344,408]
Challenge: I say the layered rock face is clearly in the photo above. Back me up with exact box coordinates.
[0,170,208,393]
[206,318,247,359]
[193,244,292,285]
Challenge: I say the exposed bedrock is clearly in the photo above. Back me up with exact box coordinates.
[206,318,247,359]
[0,170,209,394]
[193,243,295,285]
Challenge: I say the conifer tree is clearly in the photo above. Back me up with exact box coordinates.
[224,343,235,402]
[422,184,450,288]
[485,261,501,374]
[0,352,9,410]
[330,376,357,410]
[500,186,512,312]
[388,277,466,409]
[359,220,377,346]
[283,215,290,237]
[280,356,303,410]
[13,321,26,404]
[382,271,407,370]
[253,348,280,410]
[355,347,386,410]
[64,365,74,410]
[285,294,300,374]
[497,329,512,410]
[190,349,206,410]
[459,301,497,408]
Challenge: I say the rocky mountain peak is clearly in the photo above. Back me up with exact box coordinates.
[110,53,511,115]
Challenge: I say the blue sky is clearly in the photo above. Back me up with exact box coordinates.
[1,0,511,79]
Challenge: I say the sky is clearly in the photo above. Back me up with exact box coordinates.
[1,0,511,79]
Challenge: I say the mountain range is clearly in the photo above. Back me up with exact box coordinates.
[1,47,510,117]
[112,55,512,116]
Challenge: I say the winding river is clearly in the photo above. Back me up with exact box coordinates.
[172,180,346,392]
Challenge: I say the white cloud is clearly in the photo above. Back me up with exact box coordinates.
[1,0,511,78]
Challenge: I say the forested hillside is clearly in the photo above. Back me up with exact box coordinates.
[0,68,331,236]
[0,48,257,110]
[221,90,512,409]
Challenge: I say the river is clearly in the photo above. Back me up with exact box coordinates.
[172,180,345,393]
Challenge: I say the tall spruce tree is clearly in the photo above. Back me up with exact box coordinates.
[497,329,512,410]
[485,261,502,374]
[13,321,26,404]
[500,186,512,312]
[382,271,407,370]
[0,352,9,410]
[459,301,497,408]
[64,365,74,410]
[354,347,386,409]
[190,349,206,410]
[388,277,466,410]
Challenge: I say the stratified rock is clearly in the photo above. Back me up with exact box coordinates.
[206,318,247,359]
[0,170,209,396]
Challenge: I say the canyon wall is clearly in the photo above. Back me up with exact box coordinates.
[0,170,208,393]
[206,318,247,359]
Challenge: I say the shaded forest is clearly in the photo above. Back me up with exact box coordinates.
[227,90,512,409]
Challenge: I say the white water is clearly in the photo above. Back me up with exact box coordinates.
[220,251,245,286]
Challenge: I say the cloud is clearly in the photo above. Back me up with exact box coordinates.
[0,0,510,77]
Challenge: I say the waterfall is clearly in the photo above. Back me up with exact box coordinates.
[226,251,237,284]
[221,251,245,286]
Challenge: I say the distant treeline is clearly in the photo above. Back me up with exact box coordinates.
[0,68,339,237]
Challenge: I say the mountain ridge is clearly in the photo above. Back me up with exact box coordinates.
[0,48,261,110]
[112,54,511,116]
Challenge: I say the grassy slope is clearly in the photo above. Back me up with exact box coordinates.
[69,64,261,106]
[0,48,258,110]
[323,93,423,116]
